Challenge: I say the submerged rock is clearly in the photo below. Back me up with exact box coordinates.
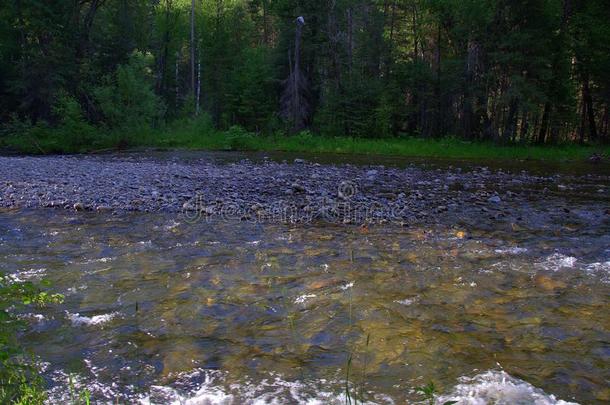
[533,274,567,291]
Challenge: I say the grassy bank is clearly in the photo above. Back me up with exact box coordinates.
[2,119,608,162]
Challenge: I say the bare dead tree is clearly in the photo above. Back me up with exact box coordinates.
[280,16,311,133]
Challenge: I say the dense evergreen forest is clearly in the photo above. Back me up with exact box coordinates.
[1,0,608,146]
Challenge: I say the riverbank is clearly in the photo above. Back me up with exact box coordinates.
[2,122,609,162]
[1,153,608,229]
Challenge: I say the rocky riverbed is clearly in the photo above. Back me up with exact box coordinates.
[1,153,608,228]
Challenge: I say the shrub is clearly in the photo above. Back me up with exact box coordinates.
[94,51,165,130]
[51,93,97,152]
[222,126,255,150]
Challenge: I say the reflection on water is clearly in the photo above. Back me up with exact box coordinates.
[1,203,608,404]
[96,149,610,176]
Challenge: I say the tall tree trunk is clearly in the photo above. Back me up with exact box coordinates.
[76,0,104,61]
[280,17,310,132]
[504,98,518,143]
[175,51,180,108]
[519,111,529,142]
[196,43,201,115]
[327,0,341,89]
[462,38,478,139]
[385,1,396,78]
[540,0,571,144]
[156,0,173,95]
[602,104,609,142]
[538,102,550,144]
[582,72,597,141]
[190,0,196,97]
[262,0,269,45]
[409,3,420,134]
[579,83,587,144]
[292,19,303,127]
[531,111,540,143]
[433,21,442,137]
[347,8,354,72]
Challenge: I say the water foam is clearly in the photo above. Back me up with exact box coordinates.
[394,298,415,306]
[294,294,316,305]
[66,311,120,326]
[536,253,577,271]
[42,368,577,405]
[438,370,579,405]
[584,261,610,283]
[9,267,47,282]
[137,370,578,405]
[137,370,389,405]
[494,247,528,255]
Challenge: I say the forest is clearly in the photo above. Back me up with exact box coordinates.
[1,0,609,151]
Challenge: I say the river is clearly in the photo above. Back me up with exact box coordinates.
[1,152,608,404]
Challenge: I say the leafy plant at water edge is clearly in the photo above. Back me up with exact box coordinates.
[416,381,457,405]
[0,274,63,404]
[68,374,91,405]
[345,353,353,405]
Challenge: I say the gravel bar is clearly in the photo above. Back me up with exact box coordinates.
[1,155,608,227]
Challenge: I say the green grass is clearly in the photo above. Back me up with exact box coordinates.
[2,118,608,162]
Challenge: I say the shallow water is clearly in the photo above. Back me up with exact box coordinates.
[1,154,609,404]
[95,149,610,176]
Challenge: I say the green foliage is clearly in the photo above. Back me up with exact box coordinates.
[0,274,63,404]
[222,126,256,151]
[0,115,34,139]
[227,47,276,132]
[68,374,91,405]
[1,0,609,149]
[316,73,385,138]
[0,98,100,154]
[3,119,607,160]
[51,93,97,152]
[94,51,165,130]
[292,130,315,145]
[416,382,457,405]
[373,93,394,138]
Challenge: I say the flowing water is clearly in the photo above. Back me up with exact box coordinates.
[1,154,609,404]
